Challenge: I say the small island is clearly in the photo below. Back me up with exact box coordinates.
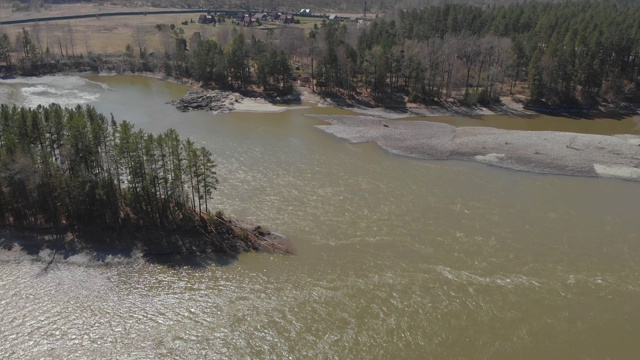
[0,103,292,261]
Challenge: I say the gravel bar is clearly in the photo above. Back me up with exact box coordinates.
[311,114,640,181]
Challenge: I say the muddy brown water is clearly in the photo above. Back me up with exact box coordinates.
[0,75,639,359]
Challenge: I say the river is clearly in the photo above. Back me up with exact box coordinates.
[1,75,639,359]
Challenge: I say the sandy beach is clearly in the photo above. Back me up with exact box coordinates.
[311,114,640,181]
[233,97,310,113]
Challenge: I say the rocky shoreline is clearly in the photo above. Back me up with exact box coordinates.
[167,89,238,114]
[167,88,304,114]
[0,215,294,266]
[311,114,640,182]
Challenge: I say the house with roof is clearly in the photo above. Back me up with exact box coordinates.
[236,12,250,22]
[283,14,295,24]
[242,14,260,27]
[197,13,217,25]
[270,11,282,20]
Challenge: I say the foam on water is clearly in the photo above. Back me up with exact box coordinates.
[0,75,103,108]
[20,85,100,107]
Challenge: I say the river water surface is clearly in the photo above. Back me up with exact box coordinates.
[0,75,639,359]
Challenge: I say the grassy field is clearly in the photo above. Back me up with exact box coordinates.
[2,13,323,55]
[0,3,176,21]
[0,2,370,56]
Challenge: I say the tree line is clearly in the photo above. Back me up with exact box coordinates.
[1,0,639,105]
[309,0,640,105]
[0,103,218,230]
[113,24,295,95]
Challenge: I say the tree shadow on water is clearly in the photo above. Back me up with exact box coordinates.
[0,228,240,269]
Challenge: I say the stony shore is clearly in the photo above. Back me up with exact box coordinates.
[311,115,640,181]
[167,89,237,113]
[168,88,307,114]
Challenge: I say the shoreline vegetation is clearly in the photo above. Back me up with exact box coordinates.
[1,0,639,118]
[0,103,293,264]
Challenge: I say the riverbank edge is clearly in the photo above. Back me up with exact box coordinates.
[172,82,639,119]
[0,215,294,264]
[311,114,640,182]
[5,65,638,119]
[300,88,640,120]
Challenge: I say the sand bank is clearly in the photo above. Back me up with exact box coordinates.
[311,115,640,181]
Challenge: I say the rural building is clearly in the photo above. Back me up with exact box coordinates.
[300,9,311,15]
[243,15,260,27]
[270,11,282,20]
[236,12,250,22]
[197,13,217,25]
[283,14,295,24]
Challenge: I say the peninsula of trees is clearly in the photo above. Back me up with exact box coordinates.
[0,103,290,257]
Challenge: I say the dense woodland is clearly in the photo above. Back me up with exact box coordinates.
[1,0,639,106]
[0,103,219,230]
[308,0,640,105]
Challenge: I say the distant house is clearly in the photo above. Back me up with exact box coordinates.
[300,9,311,15]
[328,14,340,21]
[243,15,260,27]
[260,13,269,21]
[197,13,217,25]
[243,15,253,26]
[283,14,295,24]
[270,11,282,20]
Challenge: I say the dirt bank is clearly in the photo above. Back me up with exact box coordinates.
[311,115,640,181]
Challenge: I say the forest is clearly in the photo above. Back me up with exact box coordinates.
[0,103,218,230]
[1,0,639,106]
[309,0,640,105]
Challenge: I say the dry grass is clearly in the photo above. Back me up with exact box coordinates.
[3,14,227,54]
[2,16,317,56]
[0,3,180,21]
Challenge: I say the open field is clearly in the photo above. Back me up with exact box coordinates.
[3,14,211,54]
[0,3,183,22]
[1,12,319,55]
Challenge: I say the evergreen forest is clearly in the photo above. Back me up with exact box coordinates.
[311,0,640,105]
[0,103,219,230]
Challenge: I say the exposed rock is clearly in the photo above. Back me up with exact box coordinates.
[167,89,236,114]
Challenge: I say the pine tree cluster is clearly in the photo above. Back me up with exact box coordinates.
[0,104,218,230]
